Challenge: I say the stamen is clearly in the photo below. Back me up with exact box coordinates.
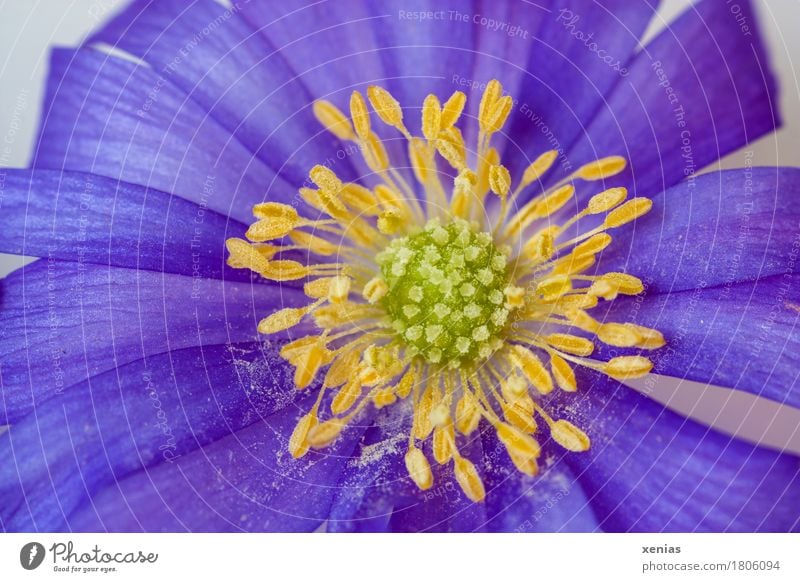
[227,79,663,502]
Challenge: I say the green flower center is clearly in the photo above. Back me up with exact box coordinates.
[377,218,512,367]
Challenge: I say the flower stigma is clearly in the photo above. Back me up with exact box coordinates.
[226,80,664,502]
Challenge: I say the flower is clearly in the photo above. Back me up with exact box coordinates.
[1,0,798,532]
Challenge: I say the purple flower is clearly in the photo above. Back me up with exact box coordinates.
[1,0,799,532]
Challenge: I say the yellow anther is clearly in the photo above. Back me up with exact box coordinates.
[313,302,372,328]
[307,418,346,448]
[373,387,397,408]
[604,197,653,228]
[476,147,499,197]
[536,274,572,300]
[553,254,596,277]
[349,91,371,140]
[260,260,310,281]
[327,275,351,304]
[280,336,321,362]
[597,322,641,347]
[478,79,503,130]
[575,155,627,181]
[521,150,559,187]
[503,402,538,435]
[298,187,326,213]
[396,367,416,399]
[552,293,597,311]
[573,233,612,258]
[405,447,434,491]
[303,277,333,299]
[289,412,318,458]
[454,456,486,502]
[550,419,590,452]
[436,137,465,170]
[309,165,343,194]
[537,183,575,217]
[331,378,362,414]
[451,168,477,217]
[587,187,627,214]
[565,308,600,332]
[441,90,466,129]
[362,276,388,304]
[257,306,309,334]
[414,383,436,440]
[422,94,442,141]
[433,421,455,464]
[252,202,299,221]
[324,349,360,388]
[545,333,594,356]
[510,451,540,476]
[627,324,666,349]
[341,182,380,215]
[504,285,526,309]
[496,422,541,459]
[377,207,403,234]
[484,95,513,134]
[375,184,411,219]
[292,341,331,390]
[603,356,654,379]
[409,137,434,182]
[550,354,577,392]
[313,100,355,141]
[245,216,298,242]
[362,132,389,172]
[489,164,511,197]
[510,345,553,394]
[367,85,404,129]
[523,227,557,262]
[288,230,338,256]
[225,238,270,271]
[589,272,644,299]
[455,392,481,435]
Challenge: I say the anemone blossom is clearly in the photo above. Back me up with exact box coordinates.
[1,0,799,532]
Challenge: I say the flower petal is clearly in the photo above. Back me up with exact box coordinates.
[89,0,360,187]
[597,168,800,292]
[65,394,367,532]
[35,48,289,222]
[480,432,600,532]
[595,273,800,409]
[555,370,800,532]
[0,260,306,423]
[326,412,411,533]
[503,0,657,179]
[0,169,246,277]
[385,433,489,532]
[567,0,778,201]
[0,341,300,531]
